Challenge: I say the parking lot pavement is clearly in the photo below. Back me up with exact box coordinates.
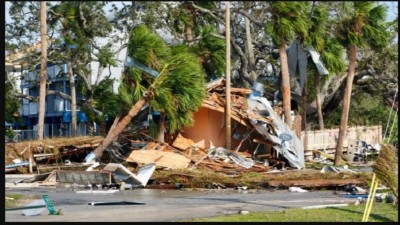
[5,188,356,222]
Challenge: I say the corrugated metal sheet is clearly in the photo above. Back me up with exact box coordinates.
[56,171,111,185]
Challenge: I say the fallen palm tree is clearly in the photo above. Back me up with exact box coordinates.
[89,25,206,162]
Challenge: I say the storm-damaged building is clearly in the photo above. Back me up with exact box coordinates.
[182,78,305,169]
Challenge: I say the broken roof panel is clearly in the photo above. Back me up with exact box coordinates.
[306,46,329,76]
[247,96,305,169]
[102,163,156,187]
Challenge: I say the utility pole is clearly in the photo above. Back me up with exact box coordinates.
[225,1,231,150]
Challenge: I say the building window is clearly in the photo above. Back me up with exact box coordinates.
[65,101,80,111]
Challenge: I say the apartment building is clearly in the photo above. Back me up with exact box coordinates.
[6,38,127,141]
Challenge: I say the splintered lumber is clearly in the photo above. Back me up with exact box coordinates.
[126,150,191,169]
[172,133,194,150]
[206,77,225,90]
[267,179,366,188]
[72,142,102,149]
[246,112,274,124]
[211,92,226,106]
[230,88,252,95]
[201,102,248,126]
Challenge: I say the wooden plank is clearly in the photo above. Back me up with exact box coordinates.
[172,133,194,150]
[142,142,159,150]
[206,78,225,90]
[230,88,252,94]
[73,142,101,149]
[126,150,191,169]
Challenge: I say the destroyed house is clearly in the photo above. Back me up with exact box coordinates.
[182,78,305,169]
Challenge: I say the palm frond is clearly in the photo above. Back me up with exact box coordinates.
[354,2,373,14]
[193,25,226,77]
[321,51,346,75]
[320,37,346,75]
[348,31,364,46]
[122,25,207,134]
[266,1,310,44]
[367,4,387,26]
[118,82,134,107]
[362,24,389,48]
[372,144,398,200]
[336,2,389,49]
[164,44,206,132]
[127,25,170,71]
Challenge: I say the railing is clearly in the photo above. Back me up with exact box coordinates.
[7,123,100,142]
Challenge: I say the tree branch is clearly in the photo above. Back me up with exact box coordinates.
[72,67,92,92]
[78,3,88,29]
[231,9,264,27]
[230,36,254,86]
[190,1,224,23]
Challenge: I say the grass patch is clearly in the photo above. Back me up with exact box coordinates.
[187,202,398,222]
[5,193,32,209]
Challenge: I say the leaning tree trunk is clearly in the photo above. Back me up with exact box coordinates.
[335,45,357,166]
[92,98,148,161]
[37,1,47,140]
[279,43,292,127]
[315,73,324,130]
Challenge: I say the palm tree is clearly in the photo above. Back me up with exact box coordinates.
[37,1,47,140]
[167,2,225,81]
[265,2,310,127]
[334,2,389,166]
[164,2,225,142]
[91,25,206,161]
[305,4,346,130]
[316,38,347,129]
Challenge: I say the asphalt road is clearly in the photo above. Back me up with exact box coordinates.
[5,186,356,222]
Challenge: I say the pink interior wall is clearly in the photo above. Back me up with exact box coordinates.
[208,109,226,148]
[182,108,210,149]
[182,107,261,152]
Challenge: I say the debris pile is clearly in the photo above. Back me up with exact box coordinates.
[5,79,372,191]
